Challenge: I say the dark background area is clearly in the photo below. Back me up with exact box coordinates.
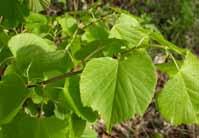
[49,0,199,52]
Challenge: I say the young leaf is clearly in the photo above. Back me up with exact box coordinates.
[80,50,157,129]
[157,52,199,124]
[0,74,30,125]
[110,13,150,48]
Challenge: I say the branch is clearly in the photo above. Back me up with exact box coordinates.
[27,70,82,88]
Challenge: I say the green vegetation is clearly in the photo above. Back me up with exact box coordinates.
[0,0,198,137]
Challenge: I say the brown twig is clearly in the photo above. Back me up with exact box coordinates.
[27,70,82,88]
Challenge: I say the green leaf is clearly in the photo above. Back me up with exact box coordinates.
[157,52,199,124]
[0,0,29,27]
[66,113,86,138]
[25,12,49,35]
[0,32,12,65]
[80,50,157,129]
[110,13,150,48]
[82,23,109,42]
[1,113,68,138]
[64,76,98,122]
[74,40,103,60]
[8,33,72,79]
[115,13,141,26]
[68,35,82,65]
[17,48,71,79]
[43,71,65,101]
[8,33,56,57]
[57,14,78,36]
[75,38,127,60]
[150,32,186,55]
[0,74,30,125]
[156,61,183,78]
[2,64,19,77]
[41,71,71,120]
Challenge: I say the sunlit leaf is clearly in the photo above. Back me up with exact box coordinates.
[80,50,157,129]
